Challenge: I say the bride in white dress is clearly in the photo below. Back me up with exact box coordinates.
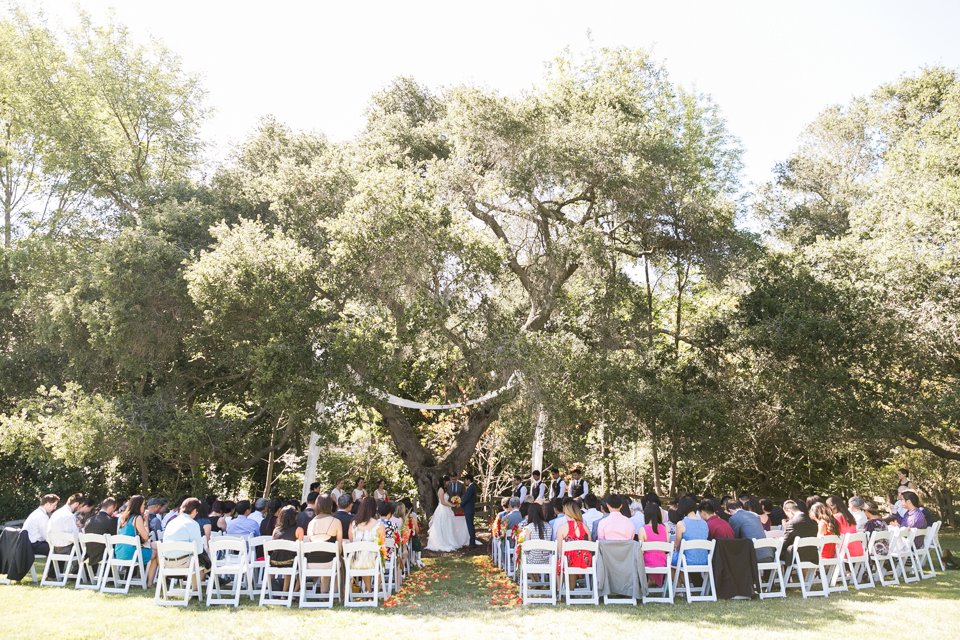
[425,478,469,552]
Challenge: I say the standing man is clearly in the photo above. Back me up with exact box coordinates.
[22,494,59,556]
[448,475,465,502]
[511,475,527,502]
[549,469,566,501]
[462,474,479,547]
[530,471,547,502]
[567,469,588,499]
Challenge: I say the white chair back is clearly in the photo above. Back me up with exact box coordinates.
[154,541,203,607]
[639,540,674,604]
[75,533,108,590]
[41,532,79,587]
[753,537,785,599]
[299,541,341,608]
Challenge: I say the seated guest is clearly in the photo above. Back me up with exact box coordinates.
[639,503,668,586]
[590,499,610,540]
[863,501,889,555]
[597,495,635,541]
[628,501,645,535]
[847,496,868,532]
[521,503,551,565]
[348,497,384,592]
[225,500,260,536]
[334,494,354,538]
[554,499,592,593]
[306,496,342,594]
[378,501,399,564]
[216,500,235,533]
[208,501,224,534]
[826,496,861,555]
[518,502,530,528]
[767,499,787,528]
[195,502,213,543]
[261,499,283,537]
[917,498,935,531]
[162,496,186,530]
[146,499,165,540]
[270,505,300,592]
[250,498,268,528]
[505,497,523,540]
[23,494,59,556]
[727,498,772,561]
[163,497,211,573]
[47,493,89,547]
[896,491,928,529]
[714,496,732,522]
[549,498,568,541]
[780,500,818,565]
[116,495,158,587]
[757,498,773,531]
[82,497,118,570]
[580,494,603,533]
[811,502,840,559]
[699,500,734,540]
[806,495,823,510]
[673,496,708,566]
[296,493,318,539]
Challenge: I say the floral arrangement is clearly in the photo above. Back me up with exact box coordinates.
[509,525,520,541]
[394,529,402,547]
[450,495,462,507]
[378,528,387,560]
[516,526,526,553]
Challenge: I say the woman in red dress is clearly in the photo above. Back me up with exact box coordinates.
[555,500,593,591]
[827,495,862,556]
[811,502,840,558]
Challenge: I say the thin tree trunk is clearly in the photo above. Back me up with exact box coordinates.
[651,432,662,495]
[644,253,654,346]
[140,458,150,494]
[263,425,276,499]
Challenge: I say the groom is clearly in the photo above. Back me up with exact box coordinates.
[461,474,479,547]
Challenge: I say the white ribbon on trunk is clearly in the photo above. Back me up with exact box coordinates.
[354,369,521,411]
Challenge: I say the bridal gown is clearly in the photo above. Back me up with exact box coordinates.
[425,492,469,552]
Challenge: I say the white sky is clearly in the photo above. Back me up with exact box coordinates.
[38,0,960,191]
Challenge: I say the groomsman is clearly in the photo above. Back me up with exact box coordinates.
[549,468,567,501]
[567,468,588,499]
[530,471,547,502]
[448,475,465,500]
[511,475,527,501]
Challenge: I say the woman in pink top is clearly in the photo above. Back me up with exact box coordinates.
[639,503,668,586]
[827,496,862,556]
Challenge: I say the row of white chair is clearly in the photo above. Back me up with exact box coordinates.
[32,531,407,608]
[504,522,945,605]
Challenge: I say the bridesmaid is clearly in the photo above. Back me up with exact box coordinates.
[352,477,367,502]
[373,479,388,502]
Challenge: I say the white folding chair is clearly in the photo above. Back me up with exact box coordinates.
[838,532,873,589]
[819,535,847,594]
[930,521,946,572]
[598,540,639,605]
[40,532,79,587]
[75,533,108,590]
[381,537,398,597]
[784,537,828,598]
[154,541,204,606]
[505,533,519,579]
[247,535,271,590]
[867,530,899,587]
[913,528,937,579]
[258,540,300,607]
[891,528,920,583]
[519,540,557,605]
[299,541,341,608]
[99,534,148,594]
[753,537,785,599]
[765,529,785,539]
[207,537,253,606]
[343,541,381,608]
[559,540,598,605]
[673,539,717,603]
[639,541,674,604]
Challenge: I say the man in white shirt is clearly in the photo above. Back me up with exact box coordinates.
[47,493,89,549]
[161,497,183,530]
[511,475,527,502]
[250,498,267,527]
[530,471,547,502]
[163,498,211,573]
[847,496,868,532]
[567,469,588,499]
[549,469,566,501]
[550,498,568,541]
[628,501,646,535]
[23,494,59,555]
[581,494,603,533]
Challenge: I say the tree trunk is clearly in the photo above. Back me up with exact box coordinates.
[140,458,150,494]
[378,400,503,517]
[651,431,662,495]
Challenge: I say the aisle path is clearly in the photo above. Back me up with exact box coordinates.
[385,555,522,609]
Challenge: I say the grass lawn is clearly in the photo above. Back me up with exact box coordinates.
[1,534,958,640]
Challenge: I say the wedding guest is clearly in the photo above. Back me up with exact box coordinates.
[296,493,318,538]
[781,500,818,564]
[555,499,592,592]
[23,494,59,555]
[728,498,772,561]
[673,496,708,566]
[261,498,283,536]
[863,501,889,556]
[250,498,268,528]
[897,468,916,491]
[269,506,300,593]
[163,498,211,576]
[334,494,354,538]
[597,495,635,541]
[896,491,927,529]
[306,496,342,594]
[225,500,260,536]
[521,502,551,565]
[699,500,734,540]
[505,497,523,531]
[216,500,235,533]
[847,496,868,532]
[826,495,862,555]
[811,502,840,559]
[519,502,530,527]
[372,479,387,502]
[581,494,603,533]
[628,501,646,535]
[590,498,610,540]
[757,498,774,531]
[82,497,118,570]
[378,501,399,564]
[162,496,187,530]
[116,495,158,587]
[549,498,568,541]
[353,478,367,502]
[195,502,213,543]
[639,503,668,586]
[394,502,410,566]
[47,493,87,541]
[349,498,385,592]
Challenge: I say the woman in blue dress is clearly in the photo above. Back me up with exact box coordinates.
[115,495,158,587]
[671,496,709,566]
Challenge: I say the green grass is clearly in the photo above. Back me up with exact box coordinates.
[1,535,959,640]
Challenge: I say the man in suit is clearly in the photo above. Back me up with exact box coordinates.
[448,476,465,502]
[82,497,118,571]
[780,499,818,565]
[461,474,480,547]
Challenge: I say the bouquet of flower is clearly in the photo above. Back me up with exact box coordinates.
[394,530,402,547]
[516,526,526,553]
[509,525,520,541]
[378,528,387,560]
[450,495,462,507]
